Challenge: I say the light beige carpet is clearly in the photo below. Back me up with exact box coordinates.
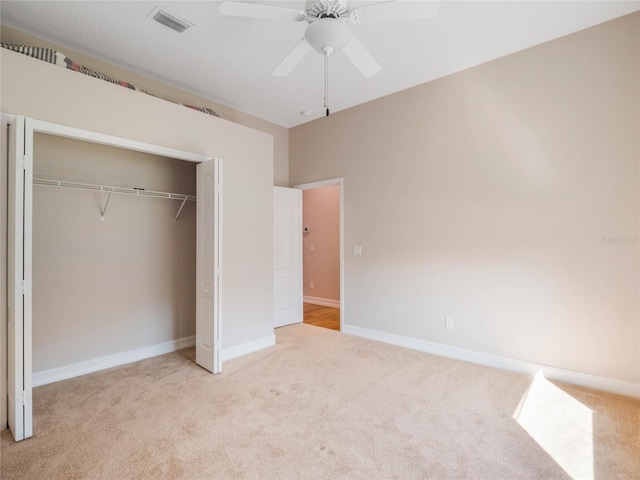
[1,323,638,479]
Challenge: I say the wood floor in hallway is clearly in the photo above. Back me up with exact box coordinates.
[303,303,340,331]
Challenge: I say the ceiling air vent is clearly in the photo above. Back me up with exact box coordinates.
[149,6,193,33]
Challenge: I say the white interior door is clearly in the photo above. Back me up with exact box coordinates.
[196,159,222,373]
[7,115,33,441]
[274,187,302,328]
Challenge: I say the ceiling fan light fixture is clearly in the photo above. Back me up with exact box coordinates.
[304,18,351,55]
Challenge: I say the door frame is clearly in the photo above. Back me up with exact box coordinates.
[1,113,12,432]
[5,115,222,441]
[293,178,344,331]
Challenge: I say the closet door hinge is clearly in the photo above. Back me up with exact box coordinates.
[18,391,26,406]
[19,280,27,296]
[19,155,32,171]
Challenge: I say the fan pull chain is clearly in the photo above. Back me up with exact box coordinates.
[324,52,330,116]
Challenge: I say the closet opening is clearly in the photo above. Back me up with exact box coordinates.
[31,133,198,387]
[5,115,221,441]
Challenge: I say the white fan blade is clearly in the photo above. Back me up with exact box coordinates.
[273,38,312,76]
[342,35,381,78]
[352,0,439,24]
[219,1,306,22]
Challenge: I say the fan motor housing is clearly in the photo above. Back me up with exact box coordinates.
[305,0,349,19]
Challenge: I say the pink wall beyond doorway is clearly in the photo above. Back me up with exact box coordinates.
[302,185,340,303]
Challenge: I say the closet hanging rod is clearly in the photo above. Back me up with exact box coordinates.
[33,178,196,202]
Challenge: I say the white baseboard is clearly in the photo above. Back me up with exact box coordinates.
[32,334,277,387]
[303,296,341,309]
[343,324,640,399]
[33,335,195,387]
[221,335,276,362]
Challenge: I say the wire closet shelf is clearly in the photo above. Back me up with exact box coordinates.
[33,178,196,222]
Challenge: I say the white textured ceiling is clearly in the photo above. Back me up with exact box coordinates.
[1,1,638,127]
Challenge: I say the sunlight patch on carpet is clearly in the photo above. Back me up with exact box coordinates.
[513,371,594,480]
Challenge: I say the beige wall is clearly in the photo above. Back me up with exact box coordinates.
[1,46,275,348]
[1,47,275,427]
[290,13,640,385]
[32,134,196,372]
[0,26,290,187]
[303,186,340,302]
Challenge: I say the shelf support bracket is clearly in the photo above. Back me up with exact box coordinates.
[173,196,189,223]
[100,191,112,221]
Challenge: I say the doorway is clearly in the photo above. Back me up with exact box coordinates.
[295,179,343,331]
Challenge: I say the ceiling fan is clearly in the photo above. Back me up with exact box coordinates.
[219,0,439,115]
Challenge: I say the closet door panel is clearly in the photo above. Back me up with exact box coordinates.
[196,159,221,373]
[7,114,32,441]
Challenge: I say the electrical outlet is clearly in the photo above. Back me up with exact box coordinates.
[310,244,315,251]
[310,281,314,289]
[445,318,454,329]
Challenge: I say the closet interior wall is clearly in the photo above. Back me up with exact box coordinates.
[32,133,197,375]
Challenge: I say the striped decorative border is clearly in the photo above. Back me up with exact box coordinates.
[1,43,220,118]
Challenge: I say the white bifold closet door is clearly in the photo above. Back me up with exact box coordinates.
[196,159,222,374]
[8,115,33,441]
